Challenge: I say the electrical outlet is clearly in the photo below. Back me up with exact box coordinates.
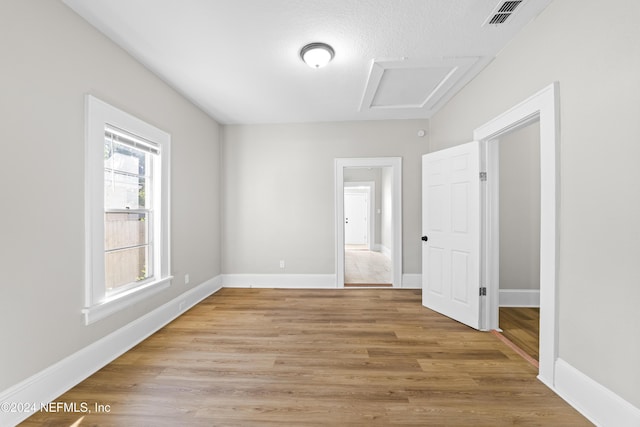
[184,274,190,284]
[279,260,285,269]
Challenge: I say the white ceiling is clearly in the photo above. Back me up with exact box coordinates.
[62,0,552,125]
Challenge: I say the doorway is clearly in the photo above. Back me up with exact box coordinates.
[495,121,541,364]
[421,83,559,385]
[344,178,391,286]
[475,82,559,386]
[335,157,402,288]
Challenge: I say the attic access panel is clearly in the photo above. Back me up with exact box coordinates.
[372,66,453,107]
[360,57,478,114]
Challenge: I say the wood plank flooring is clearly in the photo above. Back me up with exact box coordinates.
[499,307,540,361]
[22,289,590,426]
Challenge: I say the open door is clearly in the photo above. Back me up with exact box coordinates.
[422,141,482,329]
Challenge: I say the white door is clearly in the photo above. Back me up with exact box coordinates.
[345,192,368,245]
[422,141,481,329]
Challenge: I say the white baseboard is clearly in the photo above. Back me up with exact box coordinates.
[380,245,391,258]
[499,288,540,307]
[222,274,421,290]
[222,274,337,288]
[553,358,640,427]
[0,275,223,427]
[401,274,422,289]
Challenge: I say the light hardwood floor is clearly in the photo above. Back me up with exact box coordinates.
[22,289,590,426]
[499,307,540,361]
[344,248,391,285]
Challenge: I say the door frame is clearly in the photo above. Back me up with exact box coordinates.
[335,158,402,288]
[473,82,559,387]
[344,181,376,251]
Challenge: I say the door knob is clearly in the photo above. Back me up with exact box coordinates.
[421,235,428,242]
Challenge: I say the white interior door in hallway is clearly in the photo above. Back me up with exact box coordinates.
[344,192,368,245]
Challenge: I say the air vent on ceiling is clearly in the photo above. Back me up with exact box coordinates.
[483,0,524,26]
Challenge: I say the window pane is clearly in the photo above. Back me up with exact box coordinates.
[104,139,148,176]
[104,171,149,209]
[105,246,151,291]
[104,138,151,210]
[104,212,149,251]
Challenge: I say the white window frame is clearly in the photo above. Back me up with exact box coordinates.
[83,95,171,325]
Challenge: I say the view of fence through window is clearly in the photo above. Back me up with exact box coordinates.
[103,127,155,293]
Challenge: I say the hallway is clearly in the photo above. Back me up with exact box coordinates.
[344,245,391,286]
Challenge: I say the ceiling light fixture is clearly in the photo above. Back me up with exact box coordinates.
[300,42,335,68]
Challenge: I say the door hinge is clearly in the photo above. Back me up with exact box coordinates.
[479,287,487,296]
[479,172,487,182]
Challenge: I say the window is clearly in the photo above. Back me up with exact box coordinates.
[83,95,171,325]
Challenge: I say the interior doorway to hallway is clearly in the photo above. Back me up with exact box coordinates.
[421,83,559,384]
[343,176,391,287]
[495,120,541,364]
[474,82,559,386]
[335,157,402,288]
[344,179,391,287]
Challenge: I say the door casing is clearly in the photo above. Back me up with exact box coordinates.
[474,82,559,387]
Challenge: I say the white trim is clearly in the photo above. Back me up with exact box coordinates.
[344,181,376,251]
[222,274,336,289]
[378,244,391,258]
[485,140,500,331]
[473,82,559,386]
[335,157,402,288]
[82,276,172,324]
[554,359,640,427]
[222,274,422,290]
[0,275,223,427]
[401,274,422,289]
[498,289,540,307]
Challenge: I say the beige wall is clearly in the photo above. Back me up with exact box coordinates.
[221,120,428,275]
[499,122,541,291]
[430,0,640,407]
[0,1,221,391]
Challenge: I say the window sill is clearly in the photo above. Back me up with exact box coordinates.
[82,276,172,325]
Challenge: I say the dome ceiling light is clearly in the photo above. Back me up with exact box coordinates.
[300,42,335,68]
